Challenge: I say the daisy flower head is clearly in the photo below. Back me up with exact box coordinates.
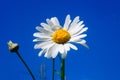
[33,14,89,59]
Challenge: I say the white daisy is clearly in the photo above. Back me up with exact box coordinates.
[33,14,89,58]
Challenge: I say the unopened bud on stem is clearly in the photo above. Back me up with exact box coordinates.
[7,40,19,52]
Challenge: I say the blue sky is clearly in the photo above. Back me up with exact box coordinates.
[0,0,120,80]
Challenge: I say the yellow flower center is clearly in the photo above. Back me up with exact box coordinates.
[52,29,71,44]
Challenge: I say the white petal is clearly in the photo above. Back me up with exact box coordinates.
[75,27,88,36]
[44,48,52,58]
[70,34,87,42]
[64,43,70,51]
[42,42,55,49]
[67,43,78,50]
[81,43,89,49]
[52,25,61,31]
[40,23,53,32]
[33,38,40,42]
[63,15,71,30]
[75,39,89,48]
[34,41,53,49]
[61,46,67,59]
[68,16,80,31]
[72,34,87,39]
[33,38,51,42]
[73,16,79,22]
[76,39,86,44]
[44,44,59,58]
[75,39,86,44]
[70,21,84,33]
[51,17,60,26]
[38,49,46,56]
[46,18,61,31]
[75,21,84,29]
[79,27,88,34]
[33,33,51,38]
[51,51,58,58]
[77,21,84,29]
[51,44,59,58]
[69,24,85,35]
[36,26,53,35]
[46,19,53,26]
[58,44,64,54]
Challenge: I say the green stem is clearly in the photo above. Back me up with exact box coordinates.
[52,59,55,80]
[61,59,65,80]
[16,50,36,80]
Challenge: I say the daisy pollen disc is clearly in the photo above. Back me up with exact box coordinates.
[52,29,71,44]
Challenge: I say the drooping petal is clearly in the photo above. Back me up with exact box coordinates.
[38,49,46,56]
[75,39,86,44]
[44,48,52,58]
[51,44,59,58]
[81,43,89,49]
[67,43,78,50]
[61,46,67,59]
[44,44,59,58]
[70,34,87,42]
[75,39,89,48]
[64,43,70,51]
[63,15,71,30]
[58,44,64,54]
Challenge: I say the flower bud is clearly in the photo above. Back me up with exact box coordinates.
[7,40,19,52]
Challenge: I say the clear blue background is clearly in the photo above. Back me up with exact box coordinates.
[0,0,120,80]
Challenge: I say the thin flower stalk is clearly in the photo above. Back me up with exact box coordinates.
[61,59,65,80]
[16,51,36,80]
